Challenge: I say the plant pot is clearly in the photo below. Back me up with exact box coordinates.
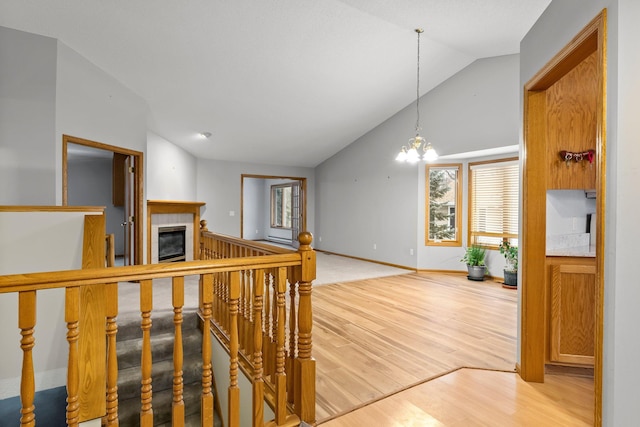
[503,269,518,288]
[467,265,486,281]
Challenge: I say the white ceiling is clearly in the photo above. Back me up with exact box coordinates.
[0,0,550,167]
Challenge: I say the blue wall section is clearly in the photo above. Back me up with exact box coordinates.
[0,387,67,426]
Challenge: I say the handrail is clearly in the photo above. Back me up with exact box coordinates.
[0,237,315,427]
[0,255,300,292]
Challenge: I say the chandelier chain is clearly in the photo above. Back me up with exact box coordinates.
[416,29,421,133]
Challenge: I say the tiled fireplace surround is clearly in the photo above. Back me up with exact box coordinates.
[147,201,205,264]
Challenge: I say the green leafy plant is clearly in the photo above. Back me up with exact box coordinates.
[461,245,487,267]
[499,241,518,272]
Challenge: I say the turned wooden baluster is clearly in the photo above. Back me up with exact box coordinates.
[274,266,287,424]
[252,270,265,427]
[266,270,277,381]
[172,276,185,426]
[139,280,153,426]
[294,232,316,424]
[201,274,214,426]
[243,269,253,355]
[266,269,278,382]
[18,291,36,427]
[287,278,297,405]
[65,286,80,427]
[228,271,241,427]
[104,282,119,426]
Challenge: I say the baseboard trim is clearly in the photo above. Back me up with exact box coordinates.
[315,249,415,272]
[545,363,594,378]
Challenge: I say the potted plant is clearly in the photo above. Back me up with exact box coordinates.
[499,241,518,288]
[461,245,487,281]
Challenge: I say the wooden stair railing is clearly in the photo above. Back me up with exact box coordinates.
[0,241,314,427]
[200,229,317,426]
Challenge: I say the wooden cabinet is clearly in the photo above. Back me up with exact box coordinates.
[545,51,598,190]
[112,152,127,206]
[547,257,596,366]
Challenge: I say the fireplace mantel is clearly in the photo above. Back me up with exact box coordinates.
[147,200,206,264]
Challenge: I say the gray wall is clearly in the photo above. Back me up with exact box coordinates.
[67,155,126,255]
[147,131,197,201]
[520,1,640,425]
[0,26,57,204]
[55,42,148,204]
[315,54,520,268]
[242,177,266,240]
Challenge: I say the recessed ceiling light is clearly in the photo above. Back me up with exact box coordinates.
[199,132,212,139]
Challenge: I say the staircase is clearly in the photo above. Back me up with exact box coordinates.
[116,309,211,426]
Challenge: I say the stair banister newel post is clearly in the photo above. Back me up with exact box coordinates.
[287,274,297,405]
[294,232,317,424]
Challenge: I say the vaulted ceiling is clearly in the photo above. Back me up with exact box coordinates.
[0,0,551,167]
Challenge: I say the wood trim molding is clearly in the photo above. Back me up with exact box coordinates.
[146,200,206,264]
[315,249,415,272]
[522,9,606,426]
[0,206,106,212]
[62,134,144,265]
[240,174,307,239]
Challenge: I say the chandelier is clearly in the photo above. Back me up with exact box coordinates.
[396,28,438,163]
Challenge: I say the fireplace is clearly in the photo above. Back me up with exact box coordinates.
[158,226,187,263]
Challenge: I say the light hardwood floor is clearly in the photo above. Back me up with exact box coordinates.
[312,272,593,425]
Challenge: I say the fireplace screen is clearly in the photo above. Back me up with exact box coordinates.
[158,226,186,263]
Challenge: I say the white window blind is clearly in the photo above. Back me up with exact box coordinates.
[469,160,519,247]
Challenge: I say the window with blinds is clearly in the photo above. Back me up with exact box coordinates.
[469,158,519,248]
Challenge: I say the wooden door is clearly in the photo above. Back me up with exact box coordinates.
[123,155,135,266]
[550,263,596,365]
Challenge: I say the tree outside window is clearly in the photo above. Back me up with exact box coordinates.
[426,164,462,246]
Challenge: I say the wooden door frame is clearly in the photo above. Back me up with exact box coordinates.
[521,10,606,425]
[62,134,144,265]
[240,174,307,241]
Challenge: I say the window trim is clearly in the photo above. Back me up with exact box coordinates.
[467,157,519,249]
[425,163,463,247]
[270,183,293,229]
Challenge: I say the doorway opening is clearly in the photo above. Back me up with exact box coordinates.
[62,134,144,265]
[241,174,307,249]
[522,10,606,424]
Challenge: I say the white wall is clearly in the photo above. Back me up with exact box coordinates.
[546,190,596,237]
[315,54,520,268]
[0,210,102,398]
[146,131,197,201]
[519,1,640,425]
[196,159,315,240]
[0,26,57,205]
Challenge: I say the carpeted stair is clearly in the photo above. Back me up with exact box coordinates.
[116,309,209,426]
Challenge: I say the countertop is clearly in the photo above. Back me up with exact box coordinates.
[546,244,596,257]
